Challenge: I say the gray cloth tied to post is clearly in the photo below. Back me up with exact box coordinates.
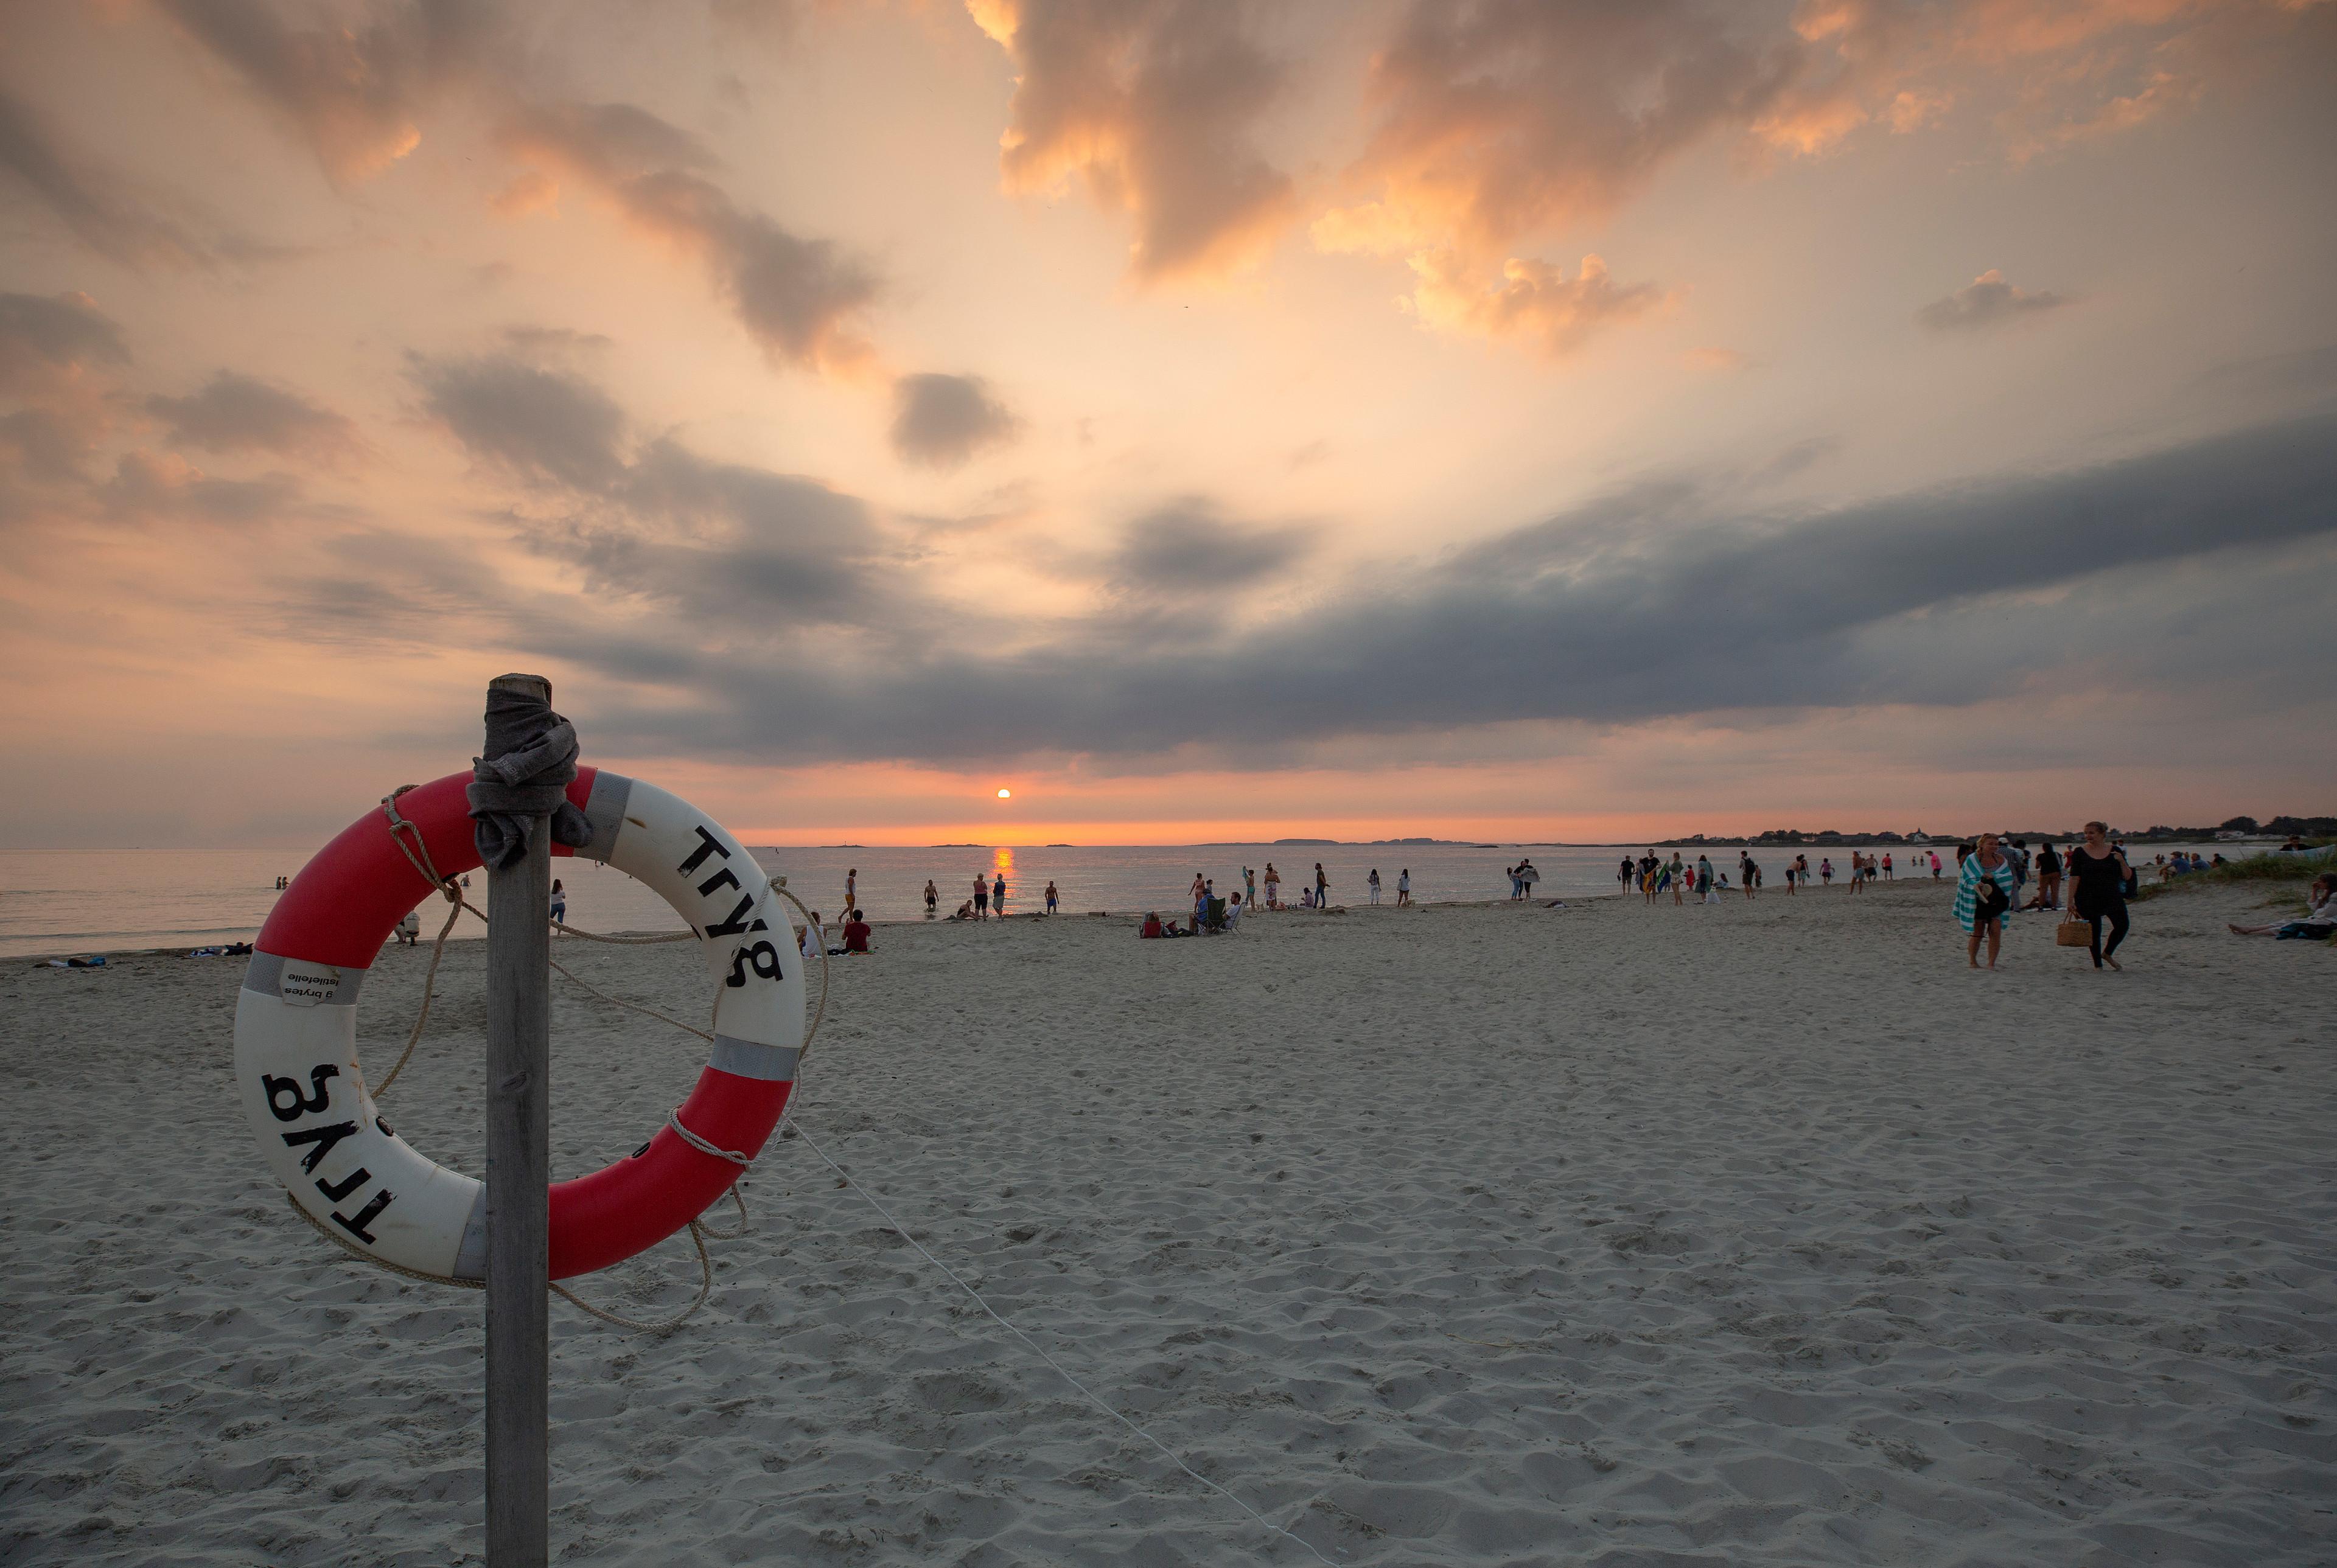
[468,681,595,869]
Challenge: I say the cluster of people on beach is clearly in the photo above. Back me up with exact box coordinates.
[1955,824,2139,970]
[644,835,2321,970]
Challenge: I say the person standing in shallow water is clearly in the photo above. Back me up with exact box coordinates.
[2066,820,2133,970]
[923,879,938,918]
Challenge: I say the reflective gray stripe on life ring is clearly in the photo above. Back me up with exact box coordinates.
[577,770,634,863]
[710,1036,798,1083]
[242,950,366,1006]
[452,1185,489,1283]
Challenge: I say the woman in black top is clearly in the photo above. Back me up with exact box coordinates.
[2065,820,2131,970]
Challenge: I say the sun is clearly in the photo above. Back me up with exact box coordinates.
[996,788,1012,799]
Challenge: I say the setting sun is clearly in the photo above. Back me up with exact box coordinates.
[996,789,1011,799]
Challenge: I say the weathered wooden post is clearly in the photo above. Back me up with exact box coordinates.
[480,672,553,1566]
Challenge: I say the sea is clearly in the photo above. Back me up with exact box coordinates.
[0,838,2239,960]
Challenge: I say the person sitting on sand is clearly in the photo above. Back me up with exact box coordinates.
[948,900,974,921]
[841,910,872,954]
[1956,832,2019,969]
[2229,874,2337,938]
[395,909,422,946]
[799,910,824,958]
[1141,912,1163,938]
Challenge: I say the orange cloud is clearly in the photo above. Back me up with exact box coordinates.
[1404,251,1668,358]
[490,170,559,220]
[970,0,1298,282]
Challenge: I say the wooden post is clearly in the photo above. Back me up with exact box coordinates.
[483,673,552,1567]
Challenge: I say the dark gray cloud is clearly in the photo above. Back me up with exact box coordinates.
[1917,269,2070,332]
[0,89,207,268]
[152,0,495,184]
[1107,500,1310,598]
[99,450,307,524]
[410,352,627,490]
[0,291,129,392]
[553,411,2337,764]
[592,439,887,626]
[500,324,614,358]
[145,371,361,461]
[0,293,131,489]
[889,373,1020,468]
[495,102,881,372]
[403,353,896,629]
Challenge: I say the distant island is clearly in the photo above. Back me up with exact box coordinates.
[1229,836,1489,847]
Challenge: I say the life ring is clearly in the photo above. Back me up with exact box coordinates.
[234,768,803,1281]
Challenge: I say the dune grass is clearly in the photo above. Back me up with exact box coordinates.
[2128,846,2336,911]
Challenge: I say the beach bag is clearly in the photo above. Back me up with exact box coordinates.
[2055,916,2091,948]
[1974,877,2009,921]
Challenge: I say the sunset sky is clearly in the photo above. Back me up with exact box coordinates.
[2,0,2332,848]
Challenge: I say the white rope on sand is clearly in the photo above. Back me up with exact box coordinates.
[784,1115,1341,1566]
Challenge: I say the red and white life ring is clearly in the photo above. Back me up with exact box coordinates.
[234,768,803,1281]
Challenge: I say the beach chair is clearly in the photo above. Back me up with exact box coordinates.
[1202,896,1229,932]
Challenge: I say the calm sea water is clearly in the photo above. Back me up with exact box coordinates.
[0,839,2237,958]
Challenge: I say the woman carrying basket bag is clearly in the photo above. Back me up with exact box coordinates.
[2064,820,2134,970]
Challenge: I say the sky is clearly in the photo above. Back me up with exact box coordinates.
[1,0,2333,849]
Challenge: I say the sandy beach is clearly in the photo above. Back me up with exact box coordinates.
[3,876,2331,1566]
